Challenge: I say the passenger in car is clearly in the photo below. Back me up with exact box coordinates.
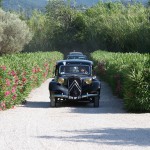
[80,67,88,74]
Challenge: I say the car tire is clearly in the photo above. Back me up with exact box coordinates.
[94,96,99,107]
[50,91,56,107]
[94,90,100,107]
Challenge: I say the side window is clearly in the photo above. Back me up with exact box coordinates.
[92,65,95,76]
[54,68,59,81]
[60,66,65,74]
[55,68,58,76]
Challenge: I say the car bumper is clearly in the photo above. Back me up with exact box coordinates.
[54,93,98,99]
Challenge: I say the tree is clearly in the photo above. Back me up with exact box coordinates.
[0,9,32,55]
[45,0,88,52]
[0,0,2,8]
[24,10,48,52]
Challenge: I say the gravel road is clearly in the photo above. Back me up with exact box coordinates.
[0,78,150,150]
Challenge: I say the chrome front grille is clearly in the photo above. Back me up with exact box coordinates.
[68,77,82,97]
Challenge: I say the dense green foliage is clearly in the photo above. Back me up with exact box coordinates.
[0,9,32,55]
[0,0,2,7]
[24,1,150,54]
[91,50,150,112]
[85,2,150,53]
[0,51,63,110]
[2,0,149,11]
[24,10,48,52]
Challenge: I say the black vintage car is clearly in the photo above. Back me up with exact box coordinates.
[67,54,87,60]
[49,60,101,107]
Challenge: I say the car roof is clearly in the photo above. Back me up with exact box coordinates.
[56,59,93,66]
[69,52,83,55]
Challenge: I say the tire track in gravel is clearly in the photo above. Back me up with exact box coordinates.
[0,78,150,150]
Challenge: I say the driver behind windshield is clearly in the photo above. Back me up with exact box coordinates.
[60,65,89,74]
[80,67,88,74]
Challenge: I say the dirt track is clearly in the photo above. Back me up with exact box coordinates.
[0,78,150,150]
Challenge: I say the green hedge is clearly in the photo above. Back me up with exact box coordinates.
[0,51,63,110]
[91,50,150,112]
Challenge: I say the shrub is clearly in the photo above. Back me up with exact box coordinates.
[91,50,150,112]
[0,51,63,110]
[0,9,32,55]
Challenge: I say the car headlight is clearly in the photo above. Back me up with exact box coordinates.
[85,78,92,84]
[58,77,64,84]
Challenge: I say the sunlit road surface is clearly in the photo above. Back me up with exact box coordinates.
[0,79,150,150]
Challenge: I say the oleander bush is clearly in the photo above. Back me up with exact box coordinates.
[0,51,63,110]
[0,9,32,55]
[91,50,150,112]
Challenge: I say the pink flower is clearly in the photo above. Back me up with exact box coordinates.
[20,89,24,93]
[37,67,41,72]
[0,66,6,71]
[11,105,15,109]
[6,79,11,86]
[4,91,11,97]
[9,70,16,76]
[23,71,26,76]
[11,87,16,93]
[33,67,38,73]
[13,85,17,89]
[43,73,46,77]
[22,77,27,83]
[0,101,6,109]
[32,68,36,73]
[12,94,17,100]
[15,77,19,84]
[44,63,48,67]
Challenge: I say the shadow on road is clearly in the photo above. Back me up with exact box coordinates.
[56,81,126,114]
[22,81,126,114]
[63,81,126,114]
[37,128,150,147]
[22,101,50,108]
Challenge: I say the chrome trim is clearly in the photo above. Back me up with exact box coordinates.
[54,93,98,99]
[68,77,82,97]
[69,80,81,93]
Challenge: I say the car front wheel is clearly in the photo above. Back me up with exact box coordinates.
[50,91,56,107]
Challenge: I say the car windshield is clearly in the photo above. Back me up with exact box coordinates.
[67,56,86,60]
[59,65,90,75]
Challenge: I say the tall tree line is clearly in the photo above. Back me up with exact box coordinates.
[24,0,150,54]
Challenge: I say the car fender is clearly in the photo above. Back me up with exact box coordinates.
[49,81,68,94]
[49,81,58,91]
[91,80,101,92]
